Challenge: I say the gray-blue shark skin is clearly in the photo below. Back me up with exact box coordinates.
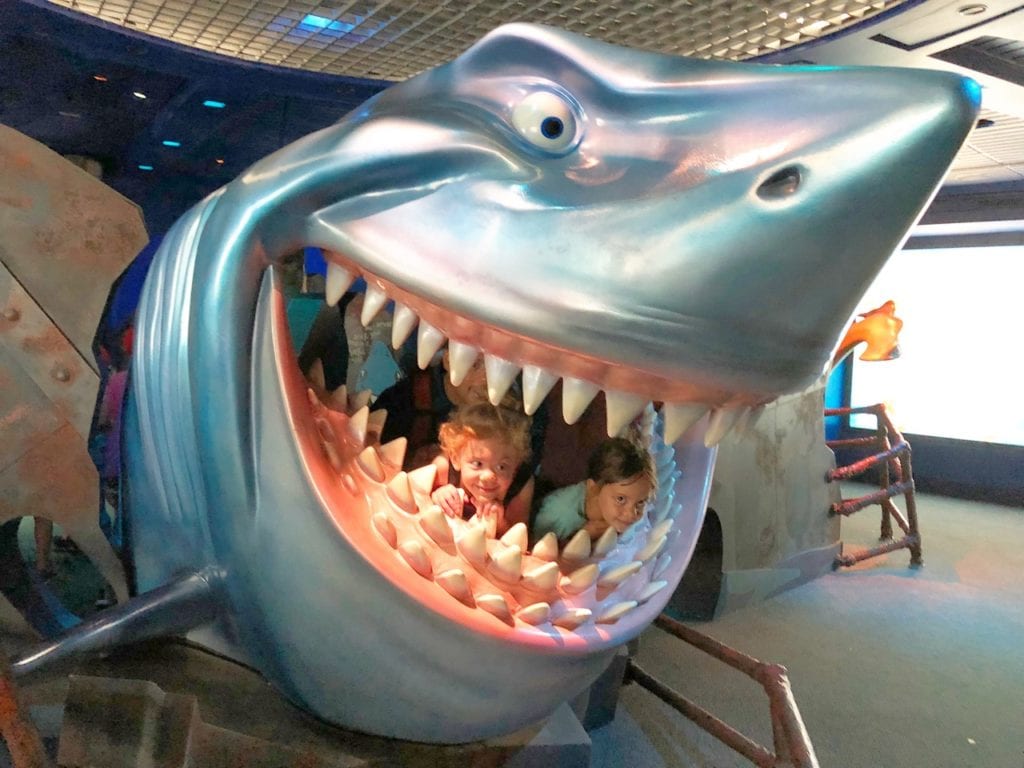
[109,24,976,743]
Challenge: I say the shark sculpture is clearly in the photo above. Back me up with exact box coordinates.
[10,23,977,743]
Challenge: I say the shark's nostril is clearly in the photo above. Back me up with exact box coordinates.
[757,165,802,200]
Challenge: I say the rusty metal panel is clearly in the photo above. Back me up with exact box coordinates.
[0,123,148,368]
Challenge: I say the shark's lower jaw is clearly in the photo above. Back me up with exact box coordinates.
[247,264,716,742]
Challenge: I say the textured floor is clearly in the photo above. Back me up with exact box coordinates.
[602,484,1024,767]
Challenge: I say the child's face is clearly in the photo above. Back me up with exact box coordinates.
[587,475,652,534]
[452,437,520,504]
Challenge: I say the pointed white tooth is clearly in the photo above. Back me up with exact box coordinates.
[314,416,335,444]
[391,302,419,349]
[350,389,372,412]
[522,561,559,592]
[329,384,348,413]
[652,553,673,579]
[531,532,559,562]
[598,561,642,589]
[560,563,599,594]
[476,594,513,625]
[517,602,551,625]
[371,512,398,548]
[398,540,432,579]
[500,522,528,552]
[595,600,637,625]
[325,264,354,307]
[420,505,455,547]
[416,320,446,369]
[378,436,406,468]
[562,377,600,425]
[323,443,343,473]
[604,390,648,437]
[406,464,437,498]
[705,406,747,447]
[306,387,322,411]
[348,406,369,444]
[553,607,591,630]
[650,519,673,542]
[308,358,326,390]
[635,535,667,563]
[446,340,479,386]
[592,526,618,558]
[561,528,592,561]
[385,471,415,513]
[356,446,384,482]
[521,365,557,416]
[636,580,668,603]
[489,545,522,583]
[342,475,358,495]
[361,283,389,326]
[436,569,474,606]
[662,403,709,445]
[456,524,487,566]
[483,354,520,406]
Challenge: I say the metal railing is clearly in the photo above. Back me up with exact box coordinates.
[627,614,820,768]
[825,403,922,568]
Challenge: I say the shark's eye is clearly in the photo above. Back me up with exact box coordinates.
[511,91,579,153]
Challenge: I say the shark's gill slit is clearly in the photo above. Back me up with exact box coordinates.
[757,165,802,200]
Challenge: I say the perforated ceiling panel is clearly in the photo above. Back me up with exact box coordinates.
[47,0,915,80]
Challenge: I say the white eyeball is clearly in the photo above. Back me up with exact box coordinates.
[511,91,579,153]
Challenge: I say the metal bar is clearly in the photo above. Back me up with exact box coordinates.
[0,648,53,768]
[827,441,909,482]
[881,499,909,535]
[825,436,881,449]
[654,614,765,678]
[835,534,919,567]
[830,481,914,516]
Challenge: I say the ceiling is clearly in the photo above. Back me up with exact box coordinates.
[2,0,1022,233]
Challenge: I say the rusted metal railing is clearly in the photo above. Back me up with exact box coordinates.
[626,614,820,768]
[0,648,53,768]
[825,403,922,568]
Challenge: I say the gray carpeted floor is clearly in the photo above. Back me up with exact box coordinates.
[593,484,1024,768]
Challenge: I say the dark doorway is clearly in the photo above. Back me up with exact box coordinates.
[664,508,723,621]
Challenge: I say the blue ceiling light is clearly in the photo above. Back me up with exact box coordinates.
[138,164,154,171]
[162,140,181,147]
[300,13,357,33]
[203,99,226,109]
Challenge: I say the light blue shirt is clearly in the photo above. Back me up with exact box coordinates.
[532,482,587,544]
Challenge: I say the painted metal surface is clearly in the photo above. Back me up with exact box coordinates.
[10,24,978,743]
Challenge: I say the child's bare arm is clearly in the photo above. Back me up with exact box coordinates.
[431,484,464,518]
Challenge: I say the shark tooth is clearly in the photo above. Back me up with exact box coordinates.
[314,416,335,444]
[309,358,326,391]
[530,532,559,562]
[361,283,389,326]
[385,471,415,513]
[391,302,419,349]
[406,464,437,500]
[516,602,551,625]
[420,505,454,548]
[553,608,591,631]
[592,526,618,557]
[456,524,487,566]
[398,540,432,579]
[417,320,446,369]
[488,545,522,583]
[349,406,369,445]
[597,561,643,589]
[662,403,708,445]
[561,377,600,425]
[604,390,648,437]
[705,406,748,447]
[323,442,343,473]
[560,563,599,594]
[636,580,669,603]
[436,569,474,607]
[342,474,358,495]
[561,529,592,561]
[484,354,520,406]
[521,365,557,416]
[635,535,667,563]
[371,512,398,548]
[500,522,528,552]
[595,601,637,625]
[356,446,384,483]
[325,263,355,307]
[378,436,406,468]
[306,387,322,411]
[650,519,674,542]
[350,389,372,412]
[476,594,513,625]
[522,561,559,592]
[446,340,479,386]
[652,553,673,580]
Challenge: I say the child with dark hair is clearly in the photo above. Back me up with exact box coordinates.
[430,402,532,536]
[532,437,656,544]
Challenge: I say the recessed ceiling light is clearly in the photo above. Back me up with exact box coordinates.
[203,99,227,109]
[975,118,995,128]
[138,164,154,171]
[93,74,108,82]
[958,3,987,14]
[162,140,181,147]
[215,158,225,165]
[133,91,147,100]
[58,111,81,118]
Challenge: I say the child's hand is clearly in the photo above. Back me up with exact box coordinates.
[431,484,464,518]
[475,501,506,539]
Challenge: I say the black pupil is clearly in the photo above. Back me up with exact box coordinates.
[540,116,564,140]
